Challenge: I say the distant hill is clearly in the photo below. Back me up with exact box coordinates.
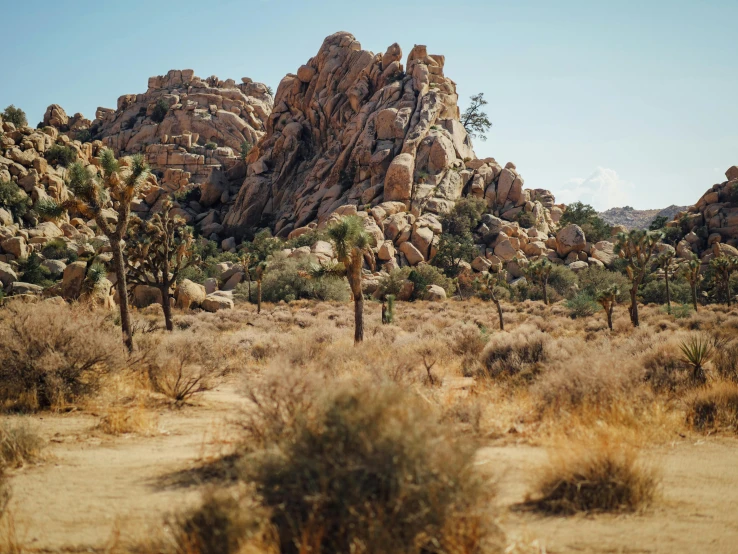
[598,205,687,230]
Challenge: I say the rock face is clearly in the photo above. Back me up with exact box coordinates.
[599,204,687,230]
[666,165,738,263]
[224,32,554,239]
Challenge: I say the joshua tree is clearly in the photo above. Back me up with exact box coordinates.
[596,285,619,331]
[240,251,255,304]
[65,149,151,351]
[709,254,738,306]
[653,249,676,313]
[326,216,375,344]
[475,272,505,330]
[680,256,702,312]
[125,200,197,331]
[614,230,662,327]
[525,257,553,305]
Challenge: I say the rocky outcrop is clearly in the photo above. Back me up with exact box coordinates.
[598,204,687,230]
[224,32,554,239]
[666,165,738,266]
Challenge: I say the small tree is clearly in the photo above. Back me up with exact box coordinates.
[709,255,738,306]
[681,257,702,312]
[2,105,27,128]
[460,93,492,141]
[327,216,375,344]
[614,230,662,327]
[596,285,619,331]
[125,200,197,331]
[653,249,676,313]
[433,197,485,277]
[525,257,553,305]
[150,98,169,124]
[240,140,252,162]
[475,272,505,330]
[65,149,151,351]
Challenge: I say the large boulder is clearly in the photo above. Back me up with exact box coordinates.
[425,284,447,301]
[0,261,18,287]
[175,279,206,310]
[202,292,234,312]
[591,241,616,268]
[61,261,87,299]
[556,224,586,257]
[1,236,27,259]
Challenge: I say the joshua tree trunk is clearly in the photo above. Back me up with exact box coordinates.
[691,282,698,312]
[665,270,671,313]
[161,286,173,332]
[493,296,504,330]
[629,284,639,327]
[257,279,262,314]
[542,278,548,305]
[348,252,364,344]
[606,303,614,330]
[110,236,133,352]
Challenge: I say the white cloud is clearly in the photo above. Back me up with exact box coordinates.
[556,167,635,211]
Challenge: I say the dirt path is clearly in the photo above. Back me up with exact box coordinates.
[5,383,738,553]
[5,384,248,552]
[481,438,738,553]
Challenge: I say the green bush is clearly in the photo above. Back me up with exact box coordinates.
[261,255,349,303]
[205,141,218,150]
[284,228,327,249]
[548,265,578,299]
[408,264,454,300]
[17,252,54,286]
[560,201,612,242]
[566,291,599,318]
[150,98,169,124]
[577,267,630,303]
[2,105,27,128]
[640,279,691,305]
[74,129,93,143]
[41,238,77,262]
[0,180,30,222]
[45,144,78,167]
[516,211,536,228]
[239,140,251,161]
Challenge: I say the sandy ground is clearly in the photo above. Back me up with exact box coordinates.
[5,382,738,554]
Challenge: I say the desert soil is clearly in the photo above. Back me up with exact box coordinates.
[5,381,738,554]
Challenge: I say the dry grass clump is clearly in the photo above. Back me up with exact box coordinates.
[525,441,658,514]
[478,325,548,380]
[0,421,43,468]
[238,384,498,554]
[142,333,230,404]
[686,381,738,433]
[0,302,126,411]
[96,403,160,436]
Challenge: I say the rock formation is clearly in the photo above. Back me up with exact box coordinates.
[667,165,738,266]
[599,204,687,230]
[224,32,555,241]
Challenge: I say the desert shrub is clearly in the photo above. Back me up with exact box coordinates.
[479,325,548,380]
[144,333,228,404]
[534,347,642,411]
[241,384,494,554]
[75,128,93,143]
[577,267,630,302]
[0,180,30,222]
[450,324,489,375]
[641,339,693,392]
[170,490,271,554]
[515,211,536,228]
[2,105,27,128]
[566,291,599,318]
[714,340,738,382]
[0,421,43,468]
[150,98,169,123]
[239,140,251,161]
[407,264,454,299]
[687,382,738,433]
[261,255,349,303]
[0,303,126,411]
[548,264,578,299]
[41,238,77,261]
[284,228,327,249]
[640,279,691,305]
[560,201,612,242]
[205,141,218,150]
[16,252,54,286]
[45,144,77,167]
[526,442,658,514]
[375,266,412,299]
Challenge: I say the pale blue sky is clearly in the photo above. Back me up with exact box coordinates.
[2,0,736,210]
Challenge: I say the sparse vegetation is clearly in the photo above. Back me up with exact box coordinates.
[2,105,27,128]
[0,180,30,223]
[150,98,169,123]
[45,144,78,167]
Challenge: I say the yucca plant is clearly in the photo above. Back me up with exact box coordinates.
[382,294,395,324]
[709,254,738,306]
[680,336,713,383]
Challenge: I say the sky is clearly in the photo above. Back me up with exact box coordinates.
[1,0,736,211]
